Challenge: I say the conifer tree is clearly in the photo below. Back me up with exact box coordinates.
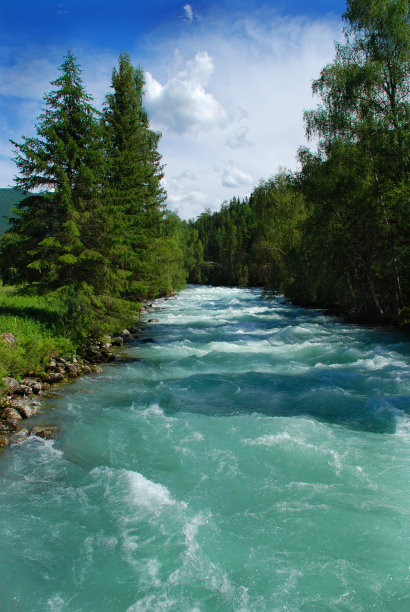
[103,53,167,300]
[3,51,107,293]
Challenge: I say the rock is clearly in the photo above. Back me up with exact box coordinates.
[91,365,103,374]
[121,329,131,338]
[57,356,68,365]
[0,333,17,346]
[20,379,43,394]
[0,422,13,434]
[65,363,79,377]
[42,372,65,384]
[16,384,33,395]
[1,407,23,422]
[87,349,103,361]
[81,365,92,374]
[46,359,57,370]
[102,342,112,350]
[9,397,38,418]
[30,425,59,440]
[111,336,124,347]
[2,377,20,394]
[147,318,159,323]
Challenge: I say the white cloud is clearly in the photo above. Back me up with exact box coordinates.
[0,7,342,221]
[144,51,228,133]
[183,4,194,23]
[146,11,341,218]
[225,125,253,149]
[0,54,57,99]
[222,163,253,188]
[166,189,219,219]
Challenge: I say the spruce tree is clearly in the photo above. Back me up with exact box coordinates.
[4,51,107,292]
[103,53,167,300]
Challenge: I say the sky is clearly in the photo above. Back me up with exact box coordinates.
[0,0,347,219]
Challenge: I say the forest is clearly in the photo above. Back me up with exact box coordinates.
[0,0,409,355]
[190,0,409,327]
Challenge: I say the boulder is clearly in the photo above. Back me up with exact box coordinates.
[30,425,59,440]
[65,363,79,377]
[15,384,33,396]
[2,377,20,394]
[147,318,159,323]
[91,365,103,374]
[111,336,124,347]
[9,397,38,418]
[42,372,65,384]
[81,365,92,374]
[1,407,23,422]
[0,333,17,346]
[20,379,43,394]
[57,356,68,366]
[121,329,131,338]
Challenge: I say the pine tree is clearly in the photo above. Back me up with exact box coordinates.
[103,53,168,300]
[4,51,107,292]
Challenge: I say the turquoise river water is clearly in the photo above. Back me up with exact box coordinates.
[0,286,409,611]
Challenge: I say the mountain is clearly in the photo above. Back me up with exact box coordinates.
[0,188,27,234]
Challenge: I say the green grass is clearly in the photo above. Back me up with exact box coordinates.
[0,286,74,380]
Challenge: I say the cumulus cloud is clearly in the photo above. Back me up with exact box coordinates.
[144,51,228,133]
[146,10,341,218]
[0,5,342,220]
[222,163,253,188]
[183,4,194,23]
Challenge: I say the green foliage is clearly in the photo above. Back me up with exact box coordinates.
[102,53,170,301]
[0,52,197,345]
[0,287,74,379]
[298,0,409,320]
[193,1,409,326]
[192,197,257,286]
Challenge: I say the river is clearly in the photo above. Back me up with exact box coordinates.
[0,285,409,611]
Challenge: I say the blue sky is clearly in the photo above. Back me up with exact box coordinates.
[0,0,347,218]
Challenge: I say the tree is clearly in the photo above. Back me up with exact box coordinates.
[0,52,141,338]
[103,53,168,300]
[302,0,409,320]
[2,51,108,293]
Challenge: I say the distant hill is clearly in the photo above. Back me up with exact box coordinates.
[0,188,27,234]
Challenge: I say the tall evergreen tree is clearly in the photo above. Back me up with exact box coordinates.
[2,51,107,293]
[103,53,168,300]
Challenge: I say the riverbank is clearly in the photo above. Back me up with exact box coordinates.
[0,329,137,447]
[0,285,154,447]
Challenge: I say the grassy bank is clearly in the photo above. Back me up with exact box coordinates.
[0,286,75,382]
